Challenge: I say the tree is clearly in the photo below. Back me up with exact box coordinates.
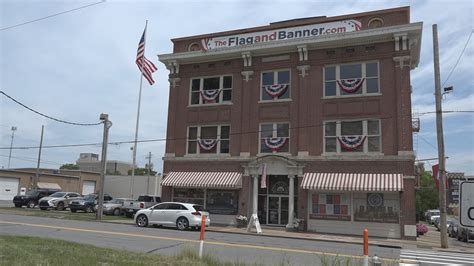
[127,167,157,176]
[59,163,80,170]
[416,171,439,221]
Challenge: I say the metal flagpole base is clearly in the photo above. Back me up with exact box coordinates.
[246,214,262,234]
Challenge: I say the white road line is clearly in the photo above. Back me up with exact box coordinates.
[400,249,474,265]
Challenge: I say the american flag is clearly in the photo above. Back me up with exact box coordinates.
[136,26,157,85]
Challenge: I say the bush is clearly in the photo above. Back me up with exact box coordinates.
[416,223,428,235]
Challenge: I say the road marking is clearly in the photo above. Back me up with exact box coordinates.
[400,249,474,265]
[0,220,396,261]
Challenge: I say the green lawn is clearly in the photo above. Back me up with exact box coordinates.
[0,207,131,222]
[0,235,249,266]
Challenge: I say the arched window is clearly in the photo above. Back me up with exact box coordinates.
[368,17,384,29]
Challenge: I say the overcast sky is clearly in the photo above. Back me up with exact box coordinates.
[1,0,473,175]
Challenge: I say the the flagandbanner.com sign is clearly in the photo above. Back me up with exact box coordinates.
[201,20,362,50]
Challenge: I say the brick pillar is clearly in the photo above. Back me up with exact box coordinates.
[400,177,416,240]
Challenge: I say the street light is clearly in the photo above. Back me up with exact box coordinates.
[7,126,17,168]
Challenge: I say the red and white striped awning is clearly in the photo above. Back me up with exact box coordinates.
[301,173,404,192]
[162,172,242,189]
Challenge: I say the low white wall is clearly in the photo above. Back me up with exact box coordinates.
[209,214,236,226]
[307,219,401,238]
[104,175,161,198]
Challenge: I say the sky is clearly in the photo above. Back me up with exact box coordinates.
[0,0,473,175]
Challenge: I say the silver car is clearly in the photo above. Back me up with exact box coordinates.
[101,198,131,216]
[38,192,81,211]
[134,202,210,230]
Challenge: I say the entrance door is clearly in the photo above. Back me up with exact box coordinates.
[267,196,288,225]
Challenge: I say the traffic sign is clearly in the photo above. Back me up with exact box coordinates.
[459,181,474,227]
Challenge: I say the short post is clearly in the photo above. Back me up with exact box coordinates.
[199,214,207,258]
[363,228,369,266]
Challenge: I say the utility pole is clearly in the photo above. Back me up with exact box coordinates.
[146,152,152,194]
[34,125,44,189]
[433,24,448,248]
[7,126,17,168]
[96,114,112,221]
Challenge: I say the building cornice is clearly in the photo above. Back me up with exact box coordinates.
[158,22,422,69]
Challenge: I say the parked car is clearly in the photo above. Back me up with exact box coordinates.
[448,219,459,238]
[69,193,113,213]
[38,192,81,211]
[121,195,161,218]
[100,198,130,216]
[457,225,474,243]
[434,217,454,231]
[135,202,210,230]
[13,188,60,208]
[428,210,440,224]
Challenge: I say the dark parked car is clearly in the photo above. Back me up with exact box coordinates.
[457,225,474,242]
[447,219,459,238]
[13,189,60,208]
[69,194,112,213]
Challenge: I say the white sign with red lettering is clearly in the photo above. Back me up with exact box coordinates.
[460,181,474,227]
[201,20,362,51]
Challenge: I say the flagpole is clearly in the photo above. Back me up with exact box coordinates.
[130,20,148,199]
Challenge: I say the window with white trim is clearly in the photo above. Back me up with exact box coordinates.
[260,123,289,153]
[187,125,230,154]
[324,62,379,97]
[324,119,381,153]
[261,70,290,101]
[190,75,232,105]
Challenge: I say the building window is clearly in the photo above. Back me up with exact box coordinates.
[310,193,351,221]
[324,120,381,153]
[187,125,230,154]
[354,193,399,223]
[368,17,384,29]
[190,75,232,105]
[260,123,289,153]
[173,188,204,205]
[324,62,379,97]
[188,42,201,52]
[206,190,238,215]
[261,70,290,101]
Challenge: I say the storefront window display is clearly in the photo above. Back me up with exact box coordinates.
[353,193,399,223]
[310,193,351,221]
[206,190,238,215]
[173,188,205,205]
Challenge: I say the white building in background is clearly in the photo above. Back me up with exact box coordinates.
[104,174,162,198]
[76,153,132,175]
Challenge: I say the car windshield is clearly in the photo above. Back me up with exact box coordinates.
[108,199,123,204]
[50,192,66,198]
[25,190,39,196]
[83,194,96,201]
[193,205,205,212]
[432,211,440,215]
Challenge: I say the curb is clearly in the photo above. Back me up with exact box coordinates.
[205,227,403,249]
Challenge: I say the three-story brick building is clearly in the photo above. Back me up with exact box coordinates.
[158,6,422,239]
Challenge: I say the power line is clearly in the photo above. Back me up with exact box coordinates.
[1,91,102,126]
[441,30,473,87]
[0,0,106,31]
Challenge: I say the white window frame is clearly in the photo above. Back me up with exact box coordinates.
[323,61,380,98]
[260,69,291,102]
[259,122,290,154]
[189,74,233,106]
[323,119,381,154]
[186,124,230,155]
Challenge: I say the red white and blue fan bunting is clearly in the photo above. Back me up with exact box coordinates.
[198,139,218,151]
[338,135,366,151]
[263,84,289,100]
[200,89,220,103]
[264,137,287,152]
[336,78,365,93]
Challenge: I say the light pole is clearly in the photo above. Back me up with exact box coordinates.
[96,113,112,221]
[7,126,17,168]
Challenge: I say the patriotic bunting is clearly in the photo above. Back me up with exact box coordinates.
[264,137,287,152]
[198,139,218,151]
[200,89,221,103]
[336,78,365,93]
[263,84,289,100]
[338,135,366,151]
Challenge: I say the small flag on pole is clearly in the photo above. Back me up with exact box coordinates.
[260,163,267,188]
[136,25,157,85]
[432,164,448,190]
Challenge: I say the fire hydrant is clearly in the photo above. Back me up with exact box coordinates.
[372,254,382,266]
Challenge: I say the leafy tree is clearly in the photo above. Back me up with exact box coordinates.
[127,167,157,176]
[59,163,80,170]
[416,171,439,221]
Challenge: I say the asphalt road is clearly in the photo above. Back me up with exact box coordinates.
[0,213,400,265]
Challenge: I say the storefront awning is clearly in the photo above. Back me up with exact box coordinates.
[301,173,403,192]
[162,172,242,189]
[37,182,62,190]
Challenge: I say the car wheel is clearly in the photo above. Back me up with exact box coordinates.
[14,204,22,208]
[57,202,65,211]
[40,207,47,211]
[27,201,35,208]
[136,214,148,227]
[176,217,189,231]
[113,208,120,216]
[71,209,77,213]
[85,206,93,213]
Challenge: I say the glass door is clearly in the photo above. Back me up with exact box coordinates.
[280,197,289,225]
[267,196,280,225]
